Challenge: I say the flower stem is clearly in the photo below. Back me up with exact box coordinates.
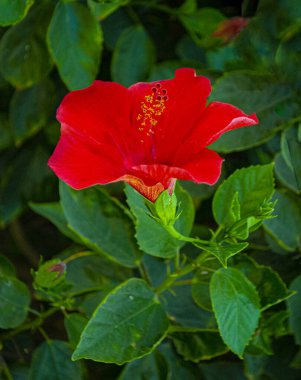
[163,225,209,245]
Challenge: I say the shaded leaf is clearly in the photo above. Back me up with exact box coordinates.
[210,72,298,152]
[172,330,228,362]
[60,182,141,268]
[111,25,154,87]
[29,340,81,380]
[47,1,103,90]
[0,2,53,88]
[287,275,301,345]
[264,190,301,251]
[10,79,56,145]
[0,275,30,329]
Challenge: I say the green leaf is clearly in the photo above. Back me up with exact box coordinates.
[47,1,103,90]
[111,25,155,87]
[171,331,228,362]
[200,361,247,380]
[72,278,169,364]
[64,313,89,349]
[287,275,301,345]
[60,182,141,268]
[192,260,222,312]
[0,113,13,151]
[162,284,216,330]
[65,253,132,294]
[244,354,268,380]
[29,202,81,243]
[0,254,16,277]
[209,72,298,152]
[0,0,34,26]
[0,2,53,88]
[0,145,51,226]
[148,60,198,82]
[88,0,128,20]
[29,341,81,380]
[213,164,274,227]
[0,275,30,329]
[159,343,203,380]
[118,350,168,380]
[275,152,301,194]
[101,7,132,50]
[264,190,301,251]
[230,255,294,310]
[179,7,225,47]
[210,267,260,356]
[125,184,194,258]
[280,126,301,189]
[10,79,55,145]
[195,241,248,267]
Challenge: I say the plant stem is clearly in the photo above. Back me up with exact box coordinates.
[0,356,13,380]
[137,262,151,285]
[9,219,39,267]
[0,307,59,342]
[131,0,178,15]
[64,251,96,264]
[164,225,209,245]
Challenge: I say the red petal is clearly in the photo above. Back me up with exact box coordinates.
[56,80,137,166]
[121,148,223,201]
[174,101,258,161]
[128,68,211,163]
[178,148,224,185]
[48,126,126,189]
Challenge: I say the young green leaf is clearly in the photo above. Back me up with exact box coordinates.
[213,164,274,229]
[210,267,260,357]
[72,278,169,364]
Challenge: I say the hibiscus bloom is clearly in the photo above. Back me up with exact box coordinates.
[48,68,257,202]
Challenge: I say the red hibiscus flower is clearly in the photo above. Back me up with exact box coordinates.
[212,17,249,43]
[48,68,257,202]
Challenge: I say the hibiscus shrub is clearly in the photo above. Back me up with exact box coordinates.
[0,0,301,379]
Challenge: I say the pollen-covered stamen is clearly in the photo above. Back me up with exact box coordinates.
[136,84,169,140]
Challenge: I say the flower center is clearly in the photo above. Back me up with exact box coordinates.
[137,83,168,142]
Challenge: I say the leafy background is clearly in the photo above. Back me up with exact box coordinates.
[0,0,301,379]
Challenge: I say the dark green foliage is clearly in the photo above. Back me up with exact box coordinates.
[0,1,301,379]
